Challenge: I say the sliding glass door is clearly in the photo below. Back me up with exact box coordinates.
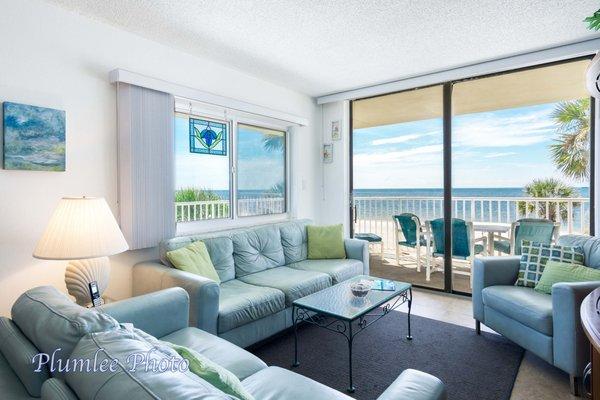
[351,85,445,290]
[350,57,593,294]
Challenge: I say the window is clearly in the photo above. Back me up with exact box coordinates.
[237,124,286,217]
[174,114,231,222]
[174,104,288,226]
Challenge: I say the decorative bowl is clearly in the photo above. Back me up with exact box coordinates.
[350,281,372,298]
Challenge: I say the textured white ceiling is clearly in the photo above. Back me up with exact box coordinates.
[45,0,600,97]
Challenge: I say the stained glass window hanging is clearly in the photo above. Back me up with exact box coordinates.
[189,117,228,156]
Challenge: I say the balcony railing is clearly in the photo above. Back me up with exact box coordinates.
[176,196,285,222]
[353,196,590,251]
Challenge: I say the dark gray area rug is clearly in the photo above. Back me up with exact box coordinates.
[250,311,524,400]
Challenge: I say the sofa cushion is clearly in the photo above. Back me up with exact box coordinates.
[161,236,236,283]
[0,317,49,397]
[279,220,309,264]
[218,280,286,333]
[11,286,119,377]
[65,326,232,400]
[516,241,584,287]
[287,259,362,284]
[558,234,600,269]
[161,327,267,381]
[238,267,331,306]
[307,224,346,259]
[0,352,36,400]
[242,366,352,400]
[166,241,221,283]
[377,369,446,400]
[482,285,553,335]
[233,226,286,277]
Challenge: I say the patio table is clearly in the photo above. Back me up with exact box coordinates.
[472,222,511,255]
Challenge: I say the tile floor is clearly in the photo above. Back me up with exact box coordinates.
[410,288,577,400]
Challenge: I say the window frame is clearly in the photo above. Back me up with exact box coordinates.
[175,100,292,236]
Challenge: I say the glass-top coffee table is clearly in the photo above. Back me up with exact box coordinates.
[291,275,412,393]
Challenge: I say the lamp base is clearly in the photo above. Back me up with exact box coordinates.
[65,257,110,306]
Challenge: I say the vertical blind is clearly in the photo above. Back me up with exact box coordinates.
[117,83,175,249]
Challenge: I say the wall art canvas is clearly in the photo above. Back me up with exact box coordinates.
[323,143,333,163]
[3,102,66,171]
[331,120,341,140]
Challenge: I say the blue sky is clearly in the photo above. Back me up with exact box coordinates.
[353,102,587,189]
[175,117,284,191]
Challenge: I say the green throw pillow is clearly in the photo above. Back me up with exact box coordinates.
[168,343,254,400]
[516,240,584,288]
[307,224,346,259]
[166,241,220,283]
[535,260,600,294]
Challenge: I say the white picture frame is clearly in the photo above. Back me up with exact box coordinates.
[331,120,341,141]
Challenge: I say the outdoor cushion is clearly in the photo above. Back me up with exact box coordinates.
[218,280,286,333]
[11,286,119,377]
[166,241,221,283]
[161,327,267,381]
[233,226,286,277]
[238,267,332,306]
[558,234,600,269]
[482,285,553,335]
[65,326,230,400]
[279,220,309,264]
[493,239,511,254]
[286,259,362,284]
[242,366,351,400]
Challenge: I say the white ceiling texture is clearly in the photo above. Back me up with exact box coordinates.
[46,0,599,97]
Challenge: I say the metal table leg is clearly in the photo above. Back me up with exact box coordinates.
[347,321,355,393]
[292,305,300,367]
[407,287,413,340]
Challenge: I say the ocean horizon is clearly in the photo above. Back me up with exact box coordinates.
[353,187,589,198]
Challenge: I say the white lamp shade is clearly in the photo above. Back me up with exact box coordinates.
[33,197,129,260]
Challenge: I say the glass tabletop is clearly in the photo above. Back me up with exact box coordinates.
[293,275,411,321]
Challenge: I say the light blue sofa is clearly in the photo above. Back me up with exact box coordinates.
[473,234,600,395]
[133,219,369,348]
[0,286,446,400]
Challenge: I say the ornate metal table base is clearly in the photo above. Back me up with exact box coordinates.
[292,287,412,393]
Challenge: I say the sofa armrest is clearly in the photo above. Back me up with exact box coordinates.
[345,238,370,275]
[377,369,446,400]
[472,256,520,322]
[100,287,189,338]
[133,260,220,334]
[41,378,78,400]
[553,281,600,376]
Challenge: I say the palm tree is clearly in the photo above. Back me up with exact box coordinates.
[262,133,285,152]
[550,98,590,181]
[518,178,576,221]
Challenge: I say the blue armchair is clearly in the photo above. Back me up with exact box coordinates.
[472,234,600,396]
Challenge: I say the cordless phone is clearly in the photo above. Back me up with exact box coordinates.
[89,281,102,307]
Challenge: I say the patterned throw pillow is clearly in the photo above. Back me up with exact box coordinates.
[515,240,584,288]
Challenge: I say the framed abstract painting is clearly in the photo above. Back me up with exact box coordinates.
[3,102,66,171]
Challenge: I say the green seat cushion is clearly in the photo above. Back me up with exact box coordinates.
[482,285,553,335]
[218,280,285,333]
[166,241,220,283]
[493,239,511,254]
[286,259,362,284]
[238,267,331,306]
[535,260,600,295]
[169,343,255,400]
[307,224,346,259]
[516,241,584,288]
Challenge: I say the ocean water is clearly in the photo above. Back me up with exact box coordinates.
[354,187,589,198]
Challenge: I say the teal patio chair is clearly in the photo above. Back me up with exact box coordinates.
[493,218,559,256]
[426,218,485,286]
[393,213,428,272]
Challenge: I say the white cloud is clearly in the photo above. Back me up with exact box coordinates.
[354,144,442,166]
[371,130,440,146]
[483,152,518,158]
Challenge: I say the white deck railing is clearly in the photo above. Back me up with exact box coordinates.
[176,197,285,222]
[353,196,590,251]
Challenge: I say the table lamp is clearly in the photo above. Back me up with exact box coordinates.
[33,197,129,306]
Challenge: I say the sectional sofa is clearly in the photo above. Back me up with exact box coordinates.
[0,286,446,400]
[133,219,369,347]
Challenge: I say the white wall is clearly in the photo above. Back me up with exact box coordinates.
[318,101,351,233]
[0,0,320,316]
